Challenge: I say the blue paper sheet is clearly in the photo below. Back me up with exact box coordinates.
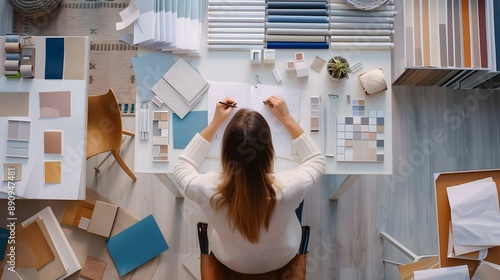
[105,214,168,277]
[173,110,208,149]
[131,52,174,103]
[45,38,64,79]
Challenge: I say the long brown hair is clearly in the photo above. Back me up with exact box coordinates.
[210,109,277,243]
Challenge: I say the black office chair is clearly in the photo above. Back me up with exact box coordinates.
[197,222,310,280]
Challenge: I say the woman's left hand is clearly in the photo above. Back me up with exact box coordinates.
[212,97,236,127]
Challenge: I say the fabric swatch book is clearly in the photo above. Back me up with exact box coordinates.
[151,57,209,119]
[105,214,168,277]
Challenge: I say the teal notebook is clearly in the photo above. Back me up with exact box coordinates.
[105,214,168,276]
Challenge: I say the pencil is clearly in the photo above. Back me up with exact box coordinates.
[219,101,237,108]
[263,100,273,107]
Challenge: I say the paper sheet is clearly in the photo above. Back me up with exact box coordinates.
[414,265,469,280]
[446,178,500,251]
[472,261,500,280]
[206,81,301,159]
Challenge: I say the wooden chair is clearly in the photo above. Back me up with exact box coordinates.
[197,222,310,280]
[86,89,137,181]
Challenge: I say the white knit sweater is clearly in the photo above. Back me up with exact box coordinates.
[174,132,325,274]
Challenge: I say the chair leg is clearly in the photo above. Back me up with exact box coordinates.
[122,130,135,137]
[112,151,137,181]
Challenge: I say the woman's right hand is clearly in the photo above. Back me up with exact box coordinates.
[264,95,304,139]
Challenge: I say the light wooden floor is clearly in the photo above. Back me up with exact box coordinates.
[86,86,500,279]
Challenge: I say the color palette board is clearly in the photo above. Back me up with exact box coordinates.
[336,111,384,162]
[152,111,169,162]
[352,99,365,116]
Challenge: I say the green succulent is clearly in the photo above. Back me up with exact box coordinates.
[327,56,351,80]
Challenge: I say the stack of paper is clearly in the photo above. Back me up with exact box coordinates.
[414,265,469,280]
[14,207,81,280]
[151,58,209,119]
[446,178,500,260]
[116,0,205,55]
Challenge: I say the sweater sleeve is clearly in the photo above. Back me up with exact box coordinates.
[174,133,212,192]
[290,132,326,183]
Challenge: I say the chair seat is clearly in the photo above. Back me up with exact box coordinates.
[198,222,309,280]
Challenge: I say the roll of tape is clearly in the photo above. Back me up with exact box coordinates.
[6,53,21,60]
[5,34,20,43]
[4,60,20,71]
[4,42,21,53]
[20,64,34,78]
[5,71,21,78]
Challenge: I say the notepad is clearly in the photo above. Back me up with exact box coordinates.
[105,214,168,277]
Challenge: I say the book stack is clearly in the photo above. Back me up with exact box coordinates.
[329,0,395,49]
[266,0,329,49]
[151,57,210,119]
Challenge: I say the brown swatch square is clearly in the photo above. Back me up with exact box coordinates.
[44,161,61,184]
[44,131,62,154]
[17,221,55,269]
[39,91,71,118]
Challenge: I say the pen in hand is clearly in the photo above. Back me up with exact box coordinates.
[263,100,273,107]
[219,101,237,108]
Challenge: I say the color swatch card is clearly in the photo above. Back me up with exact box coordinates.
[3,162,22,181]
[44,131,63,154]
[105,214,168,277]
[44,161,61,184]
[152,111,169,162]
[6,120,30,158]
[0,92,29,117]
[39,91,71,118]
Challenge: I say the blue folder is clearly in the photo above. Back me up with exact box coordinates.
[0,227,8,261]
[105,214,169,277]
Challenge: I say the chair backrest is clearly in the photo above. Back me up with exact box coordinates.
[86,89,123,159]
[198,222,309,280]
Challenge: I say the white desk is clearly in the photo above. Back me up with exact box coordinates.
[134,47,392,197]
[0,36,89,199]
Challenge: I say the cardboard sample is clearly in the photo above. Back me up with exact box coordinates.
[87,201,118,237]
[80,256,107,280]
[44,161,61,184]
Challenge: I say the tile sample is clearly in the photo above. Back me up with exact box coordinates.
[44,161,61,184]
[3,162,22,181]
[39,91,71,118]
[336,110,384,162]
[152,111,169,162]
[87,201,118,238]
[80,256,107,280]
[0,92,29,117]
[6,120,30,158]
[352,99,365,116]
[44,131,63,154]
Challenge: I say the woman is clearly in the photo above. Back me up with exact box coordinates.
[174,95,325,274]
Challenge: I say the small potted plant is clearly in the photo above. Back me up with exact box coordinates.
[327,56,351,81]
